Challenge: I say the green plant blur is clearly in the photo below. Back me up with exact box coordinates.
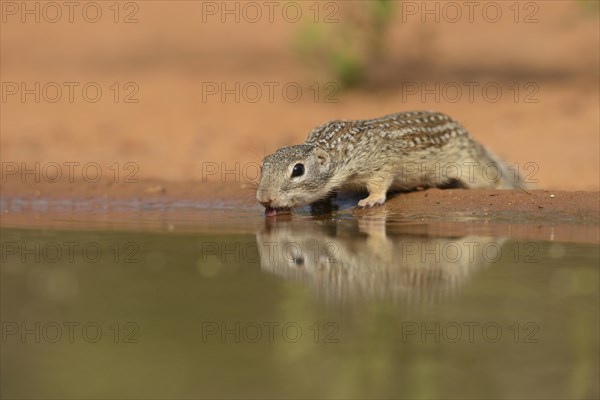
[294,0,395,89]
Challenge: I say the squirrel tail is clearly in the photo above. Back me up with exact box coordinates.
[461,139,526,190]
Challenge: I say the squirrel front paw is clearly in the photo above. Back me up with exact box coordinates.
[357,195,386,208]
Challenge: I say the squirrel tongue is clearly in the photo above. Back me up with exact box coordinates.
[264,207,278,217]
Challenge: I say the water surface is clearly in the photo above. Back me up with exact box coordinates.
[1,199,598,399]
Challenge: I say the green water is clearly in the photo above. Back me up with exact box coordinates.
[1,209,598,399]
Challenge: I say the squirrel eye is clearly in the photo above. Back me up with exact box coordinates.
[292,256,304,266]
[291,163,304,178]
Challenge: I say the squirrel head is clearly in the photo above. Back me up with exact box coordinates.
[256,144,335,211]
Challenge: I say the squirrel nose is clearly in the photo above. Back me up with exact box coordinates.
[257,192,276,207]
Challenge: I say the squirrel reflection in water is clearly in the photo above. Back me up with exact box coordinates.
[256,216,506,304]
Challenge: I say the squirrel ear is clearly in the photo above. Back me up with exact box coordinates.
[314,148,330,166]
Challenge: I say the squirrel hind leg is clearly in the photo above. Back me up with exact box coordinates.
[437,179,468,189]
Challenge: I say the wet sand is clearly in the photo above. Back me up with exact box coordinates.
[2,178,598,243]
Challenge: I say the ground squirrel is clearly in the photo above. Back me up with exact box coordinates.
[257,111,520,216]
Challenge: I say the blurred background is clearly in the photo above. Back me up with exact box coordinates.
[1,3,599,399]
[1,0,599,190]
